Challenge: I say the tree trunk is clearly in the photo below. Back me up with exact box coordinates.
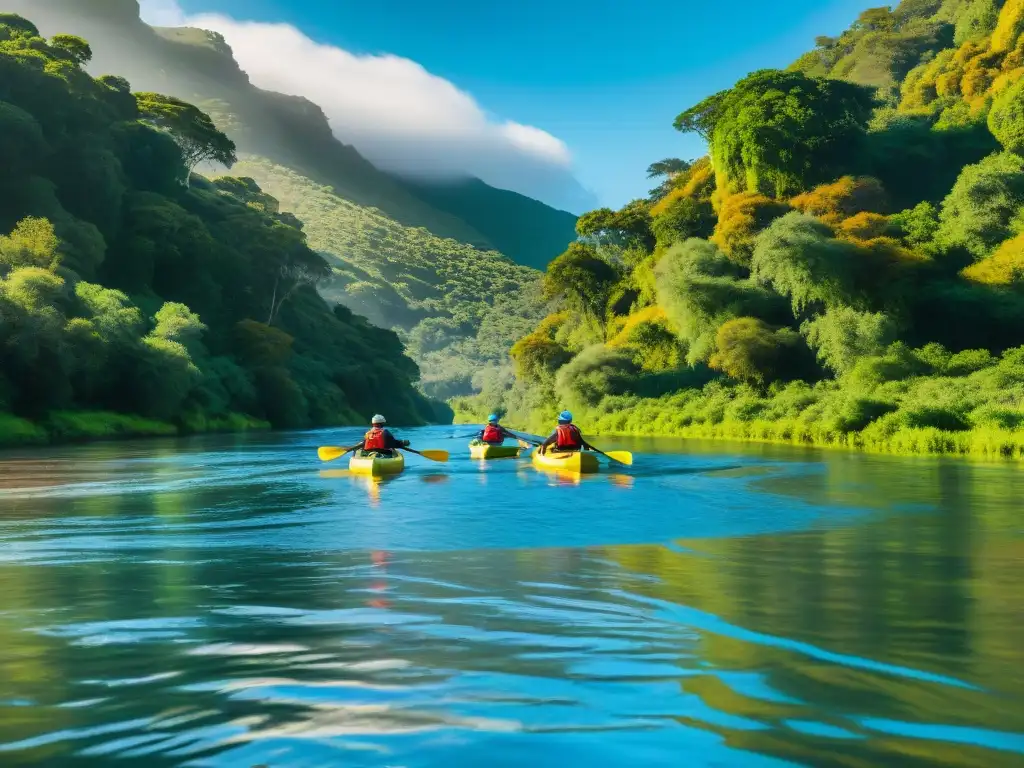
[267,276,279,325]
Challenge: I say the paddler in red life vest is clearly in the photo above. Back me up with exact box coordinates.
[346,414,410,456]
[538,411,596,454]
[477,414,516,445]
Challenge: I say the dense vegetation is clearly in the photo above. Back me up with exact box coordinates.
[3,0,573,405]
[0,14,443,446]
[455,0,1024,459]
[230,158,545,400]
[6,0,578,270]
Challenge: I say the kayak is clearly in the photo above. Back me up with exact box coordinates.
[531,449,600,474]
[349,449,405,477]
[469,440,522,460]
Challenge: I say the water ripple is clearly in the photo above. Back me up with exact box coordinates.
[0,428,1021,766]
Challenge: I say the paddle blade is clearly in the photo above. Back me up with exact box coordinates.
[416,449,449,462]
[604,450,633,466]
[318,446,348,462]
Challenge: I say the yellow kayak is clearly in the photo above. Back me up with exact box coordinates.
[469,440,523,460]
[349,449,405,477]
[532,449,600,474]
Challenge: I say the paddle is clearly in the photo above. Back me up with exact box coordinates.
[508,430,543,446]
[317,445,449,463]
[587,445,633,466]
[318,445,355,462]
[402,447,450,462]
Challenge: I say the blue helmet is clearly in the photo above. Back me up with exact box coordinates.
[487,413,499,423]
[558,410,573,423]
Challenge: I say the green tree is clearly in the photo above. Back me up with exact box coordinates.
[988,76,1024,154]
[673,90,728,140]
[49,34,91,65]
[543,242,620,321]
[890,201,940,247]
[555,344,637,408]
[0,217,61,273]
[0,102,48,179]
[936,151,1024,260]
[751,213,858,311]
[854,7,897,32]
[800,305,896,375]
[510,333,572,380]
[709,317,808,386]
[655,238,789,364]
[576,199,655,249]
[646,158,690,179]
[651,196,716,247]
[135,92,237,186]
[680,70,876,197]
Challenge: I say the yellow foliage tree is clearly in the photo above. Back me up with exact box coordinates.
[510,312,574,380]
[650,158,716,217]
[606,307,683,371]
[992,0,1024,53]
[836,212,894,241]
[789,176,887,227]
[711,192,792,265]
[679,157,716,199]
[962,232,1024,285]
[708,317,802,386]
[900,10,1024,119]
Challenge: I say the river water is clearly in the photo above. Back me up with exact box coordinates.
[0,426,1021,767]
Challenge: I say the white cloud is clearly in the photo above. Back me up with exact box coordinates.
[139,1,592,211]
[138,0,187,27]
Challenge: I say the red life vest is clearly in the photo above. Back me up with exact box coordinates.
[482,424,503,443]
[364,427,387,450]
[555,423,583,450]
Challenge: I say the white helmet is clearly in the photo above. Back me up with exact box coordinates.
[371,414,386,425]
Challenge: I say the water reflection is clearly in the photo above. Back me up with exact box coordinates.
[0,428,1020,766]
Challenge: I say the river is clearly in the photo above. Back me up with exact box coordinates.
[0,426,1021,767]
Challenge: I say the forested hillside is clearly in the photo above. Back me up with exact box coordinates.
[2,0,572,401]
[3,0,579,270]
[0,13,442,445]
[229,159,545,400]
[455,0,1024,458]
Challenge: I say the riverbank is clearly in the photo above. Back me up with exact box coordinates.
[0,411,271,449]
[455,408,1024,461]
[594,419,1024,460]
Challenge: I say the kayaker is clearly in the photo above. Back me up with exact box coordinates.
[346,414,410,457]
[476,414,517,445]
[538,411,596,454]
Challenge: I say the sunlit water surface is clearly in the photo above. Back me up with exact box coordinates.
[0,427,1021,767]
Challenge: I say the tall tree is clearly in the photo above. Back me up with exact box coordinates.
[48,34,92,65]
[646,158,691,179]
[135,92,237,187]
[678,70,876,198]
[543,242,620,322]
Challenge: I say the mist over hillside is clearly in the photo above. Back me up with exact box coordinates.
[3,0,580,270]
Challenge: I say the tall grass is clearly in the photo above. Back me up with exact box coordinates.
[45,411,178,442]
[0,413,48,446]
[454,344,1024,460]
[0,410,272,448]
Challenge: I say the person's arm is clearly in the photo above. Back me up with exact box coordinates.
[577,428,595,452]
[539,432,557,452]
[345,440,365,453]
[384,430,410,449]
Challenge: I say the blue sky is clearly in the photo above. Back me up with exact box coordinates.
[165,0,873,210]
